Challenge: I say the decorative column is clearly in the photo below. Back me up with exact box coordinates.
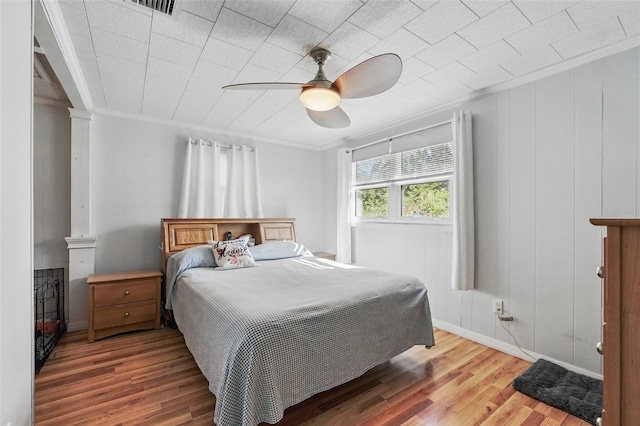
[65,108,95,331]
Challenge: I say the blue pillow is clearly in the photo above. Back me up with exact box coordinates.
[165,245,216,309]
[249,241,312,261]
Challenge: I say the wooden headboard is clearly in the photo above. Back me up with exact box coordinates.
[160,218,297,275]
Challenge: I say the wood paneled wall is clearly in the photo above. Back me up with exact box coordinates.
[353,47,640,375]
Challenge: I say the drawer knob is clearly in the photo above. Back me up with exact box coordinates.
[124,290,130,296]
[124,312,129,318]
[596,266,604,278]
[596,341,603,355]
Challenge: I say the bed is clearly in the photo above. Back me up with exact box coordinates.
[160,218,435,426]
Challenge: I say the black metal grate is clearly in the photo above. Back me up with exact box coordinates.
[34,268,66,374]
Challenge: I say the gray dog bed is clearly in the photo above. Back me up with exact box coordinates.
[512,359,602,425]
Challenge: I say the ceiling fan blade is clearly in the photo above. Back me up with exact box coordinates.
[306,106,350,128]
[222,82,313,90]
[332,53,402,99]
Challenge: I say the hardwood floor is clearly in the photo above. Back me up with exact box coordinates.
[35,327,589,426]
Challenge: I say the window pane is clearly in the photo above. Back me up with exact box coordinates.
[402,181,449,218]
[355,187,388,217]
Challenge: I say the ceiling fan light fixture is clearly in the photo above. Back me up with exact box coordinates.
[299,87,340,112]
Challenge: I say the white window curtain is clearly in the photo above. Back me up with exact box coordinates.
[451,111,475,290]
[178,138,263,218]
[336,148,353,263]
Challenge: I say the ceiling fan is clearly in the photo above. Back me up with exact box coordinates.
[221,48,402,129]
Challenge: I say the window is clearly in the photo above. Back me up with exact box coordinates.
[352,142,453,223]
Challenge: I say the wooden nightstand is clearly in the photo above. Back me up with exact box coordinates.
[313,252,336,261]
[87,270,162,342]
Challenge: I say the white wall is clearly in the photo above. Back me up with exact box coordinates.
[324,47,640,375]
[0,0,34,424]
[34,103,71,322]
[70,113,324,324]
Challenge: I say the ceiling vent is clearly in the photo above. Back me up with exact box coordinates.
[131,0,179,16]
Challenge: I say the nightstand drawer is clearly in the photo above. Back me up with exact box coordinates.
[93,279,157,307]
[94,301,157,330]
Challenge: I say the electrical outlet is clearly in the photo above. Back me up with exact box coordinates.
[493,299,503,315]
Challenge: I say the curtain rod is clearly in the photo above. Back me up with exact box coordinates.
[189,138,254,152]
[347,119,452,153]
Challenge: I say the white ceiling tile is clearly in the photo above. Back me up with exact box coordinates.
[266,14,328,56]
[142,76,186,119]
[411,0,438,12]
[415,34,477,68]
[96,53,147,80]
[322,21,380,60]
[567,1,640,30]
[280,66,315,84]
[251,95,290,113]
[68,32,96,60]
[200,37,253,71]
[149,32,201,68]
[224,0,294,28]
[288,0,362,33]
[552,18,626,59]
[260,80,301,103]
[423,62,476,87]
[152,11,213,48]
[348,0,422,39]
[59,2,92,39]
[458,40,520,73]
[91,27,148,64]
[461,1,509,17]
[210,7,273,52]
[398,57,436,84]
[393,79,441,102]
[233,63,282,85]
[84,1,151,43]
[500,45,562,77]
[461,65,512,90]
[146,56,193,84]
[421,81,475,102]
[185,77,224,99]
[513,1,576,24]
[505,11,579,54]
[368,28,430,61]
[405,0,478,44]
[250,108,305,137]
[100,71,144,114]
[619,8,640,37]
[203,92,254,128]
[192,59,238,85]
[249,43,303,74]
[180,0,224,22]
[173,90,218,124]
[457,2,531,49]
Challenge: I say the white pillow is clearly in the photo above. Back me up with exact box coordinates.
[210,236,257,269]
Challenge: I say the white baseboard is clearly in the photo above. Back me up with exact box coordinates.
[66,320,87,332]
[431,319,602,380]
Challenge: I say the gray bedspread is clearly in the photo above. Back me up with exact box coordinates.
[171,257,435,426]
